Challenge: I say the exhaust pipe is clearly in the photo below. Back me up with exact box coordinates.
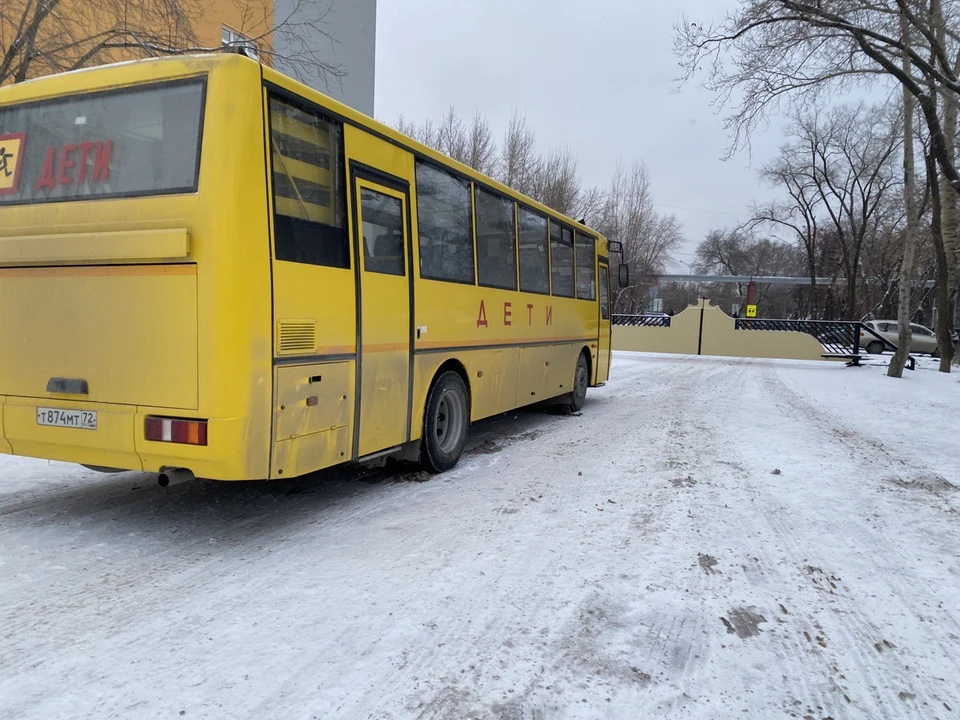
[158,468,195,488]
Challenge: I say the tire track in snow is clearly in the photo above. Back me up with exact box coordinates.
[558,357,757,717]
[638,364,738,716]
[354,356,710,719]
[345,356,710,719]
[599,358,736,715]
[694,366,946,719]
[745,367,960,718]
[758,510,908,720]
[619,357,953,719]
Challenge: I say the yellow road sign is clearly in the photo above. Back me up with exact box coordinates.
[746,304,757,318]
[0,132,26,195]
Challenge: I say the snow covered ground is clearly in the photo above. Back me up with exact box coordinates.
[1,352,959,720]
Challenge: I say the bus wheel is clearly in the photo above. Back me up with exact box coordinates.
[569,352,589,412]
[422,371,469,473]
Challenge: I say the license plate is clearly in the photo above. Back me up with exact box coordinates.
[36,407,97,430]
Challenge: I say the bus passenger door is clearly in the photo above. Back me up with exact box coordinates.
[352,176,412,457]
[597,264,612,381]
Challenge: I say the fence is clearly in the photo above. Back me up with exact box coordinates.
[612,314,670,328]
[613,299,912,367]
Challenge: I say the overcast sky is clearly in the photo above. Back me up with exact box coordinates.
[373,0,785,271]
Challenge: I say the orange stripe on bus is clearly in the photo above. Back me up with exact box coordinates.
[0,264,196,278]
[313,345,356,356]
[415,336,594,350]
[361,343,409,353]
[311,339,596,355]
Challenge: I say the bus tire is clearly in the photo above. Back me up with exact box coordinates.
[568,351,589,412]
[421,371,469,473]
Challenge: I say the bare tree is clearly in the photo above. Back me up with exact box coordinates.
[395,114,439,149]
[696,228,802,305]
[533,148,581,217]
[393,113,418,140]
[930,0,959,368]
[751,156,824,316]
[496,111,540,196]
[264,0,346,88]
[695,228,803,314]
[434,106,468,164]
[890,6,920,378]
[807,104,902,318]
[676,0,960,372]
[675,0,960,191]
[394,106,614,221]
[391,109,683,290]
[696,229,751,277]
[749,103,902,319]
[0,0,344,87]
[464,111,496,176]
[858,190,910,318]
[2,0,196,83]
[575,185,606,227]
[600,161,683,312]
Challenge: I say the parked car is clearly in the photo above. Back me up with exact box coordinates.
[860,320,940,355]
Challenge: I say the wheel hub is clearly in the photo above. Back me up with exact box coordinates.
[434,390,463,454]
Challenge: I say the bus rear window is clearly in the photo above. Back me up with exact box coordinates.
[0,79,204,205]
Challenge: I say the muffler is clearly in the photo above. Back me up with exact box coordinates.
[157,468,195,488]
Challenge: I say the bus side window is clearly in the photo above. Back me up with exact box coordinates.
[550,222,575,298]
[475,187,517,290]
[415,161,474,284]
[269,96,348,269]
[600,266,610,319]
[575,233,596,300]
[518,207,549,294]
[361,189,404,276]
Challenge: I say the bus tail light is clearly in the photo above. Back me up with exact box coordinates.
[145,417,208,446]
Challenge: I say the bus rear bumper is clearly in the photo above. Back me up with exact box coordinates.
[1,396,143,471]
[0,397,263,481]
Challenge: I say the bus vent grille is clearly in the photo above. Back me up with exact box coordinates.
[278,320,316,355]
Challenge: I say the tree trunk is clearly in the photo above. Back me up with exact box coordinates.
[944,75,960,368]
[845,274,858,321]
[926,150,951,363]
[933,1,958,371]
[889,9,917,379]
[940,171,958,369]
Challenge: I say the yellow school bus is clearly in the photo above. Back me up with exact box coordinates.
[0,53,614,482]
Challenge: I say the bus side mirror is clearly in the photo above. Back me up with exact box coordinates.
[618,263,629,288]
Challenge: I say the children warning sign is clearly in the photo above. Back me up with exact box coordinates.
[0,133,26,196]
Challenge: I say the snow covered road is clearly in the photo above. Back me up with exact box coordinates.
[2,353,959,720]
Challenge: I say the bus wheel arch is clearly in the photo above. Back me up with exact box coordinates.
[420,360,471,473]
[433,359,471,414]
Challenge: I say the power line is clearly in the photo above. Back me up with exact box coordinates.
[653,203,743,217]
